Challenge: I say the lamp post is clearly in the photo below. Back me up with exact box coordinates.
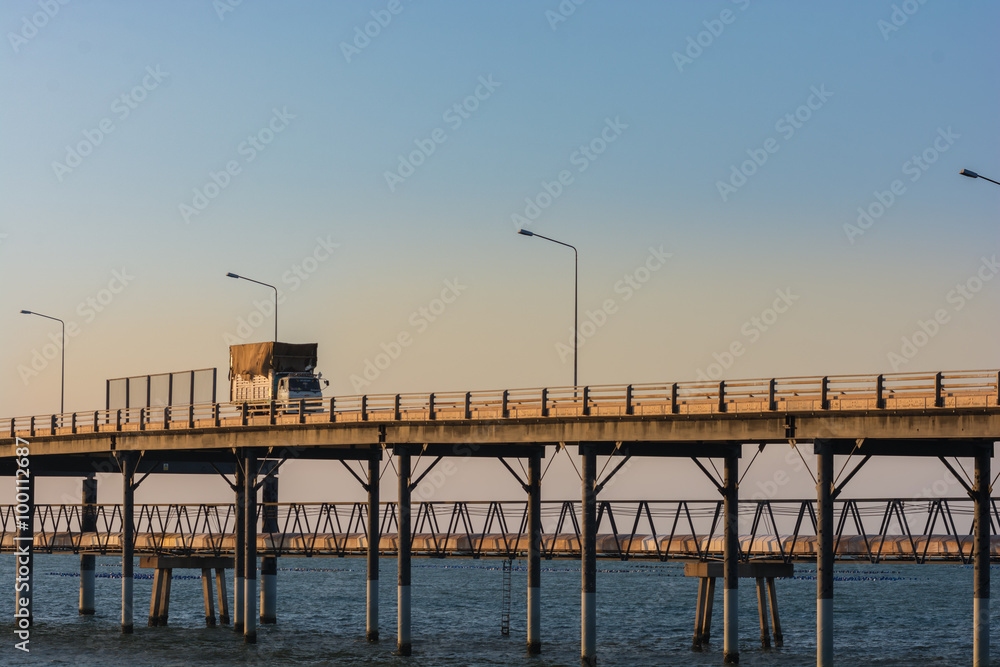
[226,272,278,343]
[960,169,1000,187]
[518,229,578,387]
[20,309,65,414]
[960,166,997,667]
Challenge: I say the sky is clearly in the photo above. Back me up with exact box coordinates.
[2,0,998,506]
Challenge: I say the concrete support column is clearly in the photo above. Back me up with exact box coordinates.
[723,451,739,665]
[397,446,412,656]
[817,441,834,667]
[216,568,230,625]
[581,443,597,667]
[973,450,991,667]
[202,568,217,626]
[528,449,542,655]
[15,467,34,627]
[234,457,245,633]
[367,451,380,642]
[80,475,97,615]
[244,450,257,644]
[121,452,137,634]
[260,474,278,625]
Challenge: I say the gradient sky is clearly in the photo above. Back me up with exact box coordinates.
[2,1,998,505]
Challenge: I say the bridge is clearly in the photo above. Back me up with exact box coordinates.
[2,368,998,666]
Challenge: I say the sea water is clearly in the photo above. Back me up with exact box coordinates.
[0,554,997,665]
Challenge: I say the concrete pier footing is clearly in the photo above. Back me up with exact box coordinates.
[687,562,791,650]
[216,568,230,625]
[139,557,234,627]
[202,568,217,626]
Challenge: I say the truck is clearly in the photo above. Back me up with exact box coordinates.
[229,342,328,411]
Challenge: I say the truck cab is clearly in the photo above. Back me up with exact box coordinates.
[275,372,326,401]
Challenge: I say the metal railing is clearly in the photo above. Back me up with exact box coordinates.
[6,370,1000,439]
[2,498,997,563]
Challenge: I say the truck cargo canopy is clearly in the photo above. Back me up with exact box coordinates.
[229,342,318,380]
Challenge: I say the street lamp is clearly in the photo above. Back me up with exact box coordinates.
[518,229,579,387]
[20,309,65,414]
[226,272,278,342]
[960,169,1000,187]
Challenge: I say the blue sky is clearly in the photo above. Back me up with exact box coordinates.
[2,1,998,502]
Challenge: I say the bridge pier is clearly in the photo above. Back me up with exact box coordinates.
[202,568,216,626]
[260,473,277,625]
[723,450,739,664]
[80,475,97,615]
[528,448,541,655]
[816,440,834,667]
[581,443,596,667]
[687,562,791,650]
[367,450,380,642]
[120,452,137,634]
[973,450,990,667]
[216,567,230,624]
[148,566,172,626]
[244,450,257,644]
[397,445,412,656]
[234,457,245,633]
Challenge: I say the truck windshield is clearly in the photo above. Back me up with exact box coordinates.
[288,378,321,393]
